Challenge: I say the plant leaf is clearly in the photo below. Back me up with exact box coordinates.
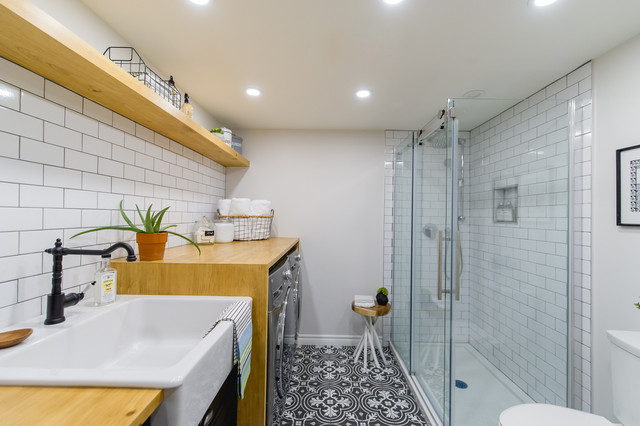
[152,206,171,232]
[70,226,138,239]
[119,200,145,233]
[166,231,201,255]
[144,205,153,232]
[136,204,153,232]
[135,204,147,229]
[158,224,177,232]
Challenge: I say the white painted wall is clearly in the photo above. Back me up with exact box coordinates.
[592,33,640,420]
[29,0,219,130]
[227,130,385,341]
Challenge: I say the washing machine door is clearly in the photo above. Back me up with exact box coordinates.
[275,285,293,399]
[290,254,302,342]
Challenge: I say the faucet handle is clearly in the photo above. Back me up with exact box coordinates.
[45,238,65,255]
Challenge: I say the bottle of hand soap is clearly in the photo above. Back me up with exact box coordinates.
[94,254,117,306]
[181,93,194,118]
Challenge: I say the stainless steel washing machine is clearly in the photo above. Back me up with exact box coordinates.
[267,255,295,425]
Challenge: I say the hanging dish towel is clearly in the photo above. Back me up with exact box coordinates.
[211,300,252,399]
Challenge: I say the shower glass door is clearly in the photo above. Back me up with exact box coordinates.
[391,109,459,426]
[411,108,457,426]
[392,96,572,425]
[392,133,415,368]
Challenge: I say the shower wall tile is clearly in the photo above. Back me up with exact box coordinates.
[0,57,225,329]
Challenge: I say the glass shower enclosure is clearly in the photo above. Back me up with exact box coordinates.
[391,98,571,426]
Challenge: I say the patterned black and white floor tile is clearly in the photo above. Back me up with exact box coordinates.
[279,345,430,426]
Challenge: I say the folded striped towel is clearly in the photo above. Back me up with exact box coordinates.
[212,301,252,399]
[354,294,375,308]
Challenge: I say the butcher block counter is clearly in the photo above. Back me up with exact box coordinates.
[0,386,162,426]
[112,237,299,426]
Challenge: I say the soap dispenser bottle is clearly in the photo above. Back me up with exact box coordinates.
[181,93,194,118]
[94,254,117,306]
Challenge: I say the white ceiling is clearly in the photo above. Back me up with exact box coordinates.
[78,0,640,131]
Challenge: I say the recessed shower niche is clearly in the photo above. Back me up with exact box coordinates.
[494,184,518,223]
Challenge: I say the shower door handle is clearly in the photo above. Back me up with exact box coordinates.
[437,230,461,301]
[437,230,443,300]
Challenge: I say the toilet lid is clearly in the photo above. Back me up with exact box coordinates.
[499,404,614,426]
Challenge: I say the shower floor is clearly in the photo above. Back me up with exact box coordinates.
[413,343,533,426]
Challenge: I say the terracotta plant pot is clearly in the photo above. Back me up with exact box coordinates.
[136,232,168,261]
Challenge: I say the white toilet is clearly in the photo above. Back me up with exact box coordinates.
[499,330,640,426]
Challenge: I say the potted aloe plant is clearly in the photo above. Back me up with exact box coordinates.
[71,201,200,261]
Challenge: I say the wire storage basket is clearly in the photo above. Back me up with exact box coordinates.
[103,47,181,109]
[217,209,274,241]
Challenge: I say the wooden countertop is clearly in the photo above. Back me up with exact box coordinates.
[0,386,163,426]
[112,237,299,268]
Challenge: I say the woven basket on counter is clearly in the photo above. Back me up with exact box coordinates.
[217,209,274,241]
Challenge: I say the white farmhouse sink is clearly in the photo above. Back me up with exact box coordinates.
[0,294,252,426]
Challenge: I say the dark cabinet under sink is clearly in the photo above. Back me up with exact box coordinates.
[141,366,237,426]
[198,366,238,426]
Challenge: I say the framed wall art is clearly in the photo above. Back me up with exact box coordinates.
[616,144,640,226]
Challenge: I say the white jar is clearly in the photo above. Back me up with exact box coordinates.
[214,221,234,243]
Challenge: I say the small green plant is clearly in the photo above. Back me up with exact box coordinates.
[71,200,200,254]
[635,296,640,309]
[377,287,388,296]
[210,128,223,134]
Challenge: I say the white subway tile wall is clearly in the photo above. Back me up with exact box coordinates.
[569,63,593,412]
[468,98,571,405]
[0,57,225,329]
[384,63,592,410]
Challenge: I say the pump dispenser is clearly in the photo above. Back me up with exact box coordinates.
[181,93,194,118]
[94,254,117,306]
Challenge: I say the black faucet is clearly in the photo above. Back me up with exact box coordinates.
[43,239,137,325]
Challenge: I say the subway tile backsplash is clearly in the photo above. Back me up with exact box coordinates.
[0,57,225,329]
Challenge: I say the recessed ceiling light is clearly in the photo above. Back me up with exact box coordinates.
[383,0,404,4]
[190,0,209,5]
[246,88,261,97]
[529,0,557,7]
[356,89,371,98]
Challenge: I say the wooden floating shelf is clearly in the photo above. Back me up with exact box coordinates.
[0,0,249,167]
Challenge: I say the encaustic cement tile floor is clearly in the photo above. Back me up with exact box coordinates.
[279,345,429,426]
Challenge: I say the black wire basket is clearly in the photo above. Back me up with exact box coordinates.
[104,47,181,109]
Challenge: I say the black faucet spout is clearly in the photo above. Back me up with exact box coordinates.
[61,241,138,262]
[43,239,137,325]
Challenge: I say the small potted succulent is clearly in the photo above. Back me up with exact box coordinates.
[71,200,200,261]
[376,287,389,306]
[635,297,640,309]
